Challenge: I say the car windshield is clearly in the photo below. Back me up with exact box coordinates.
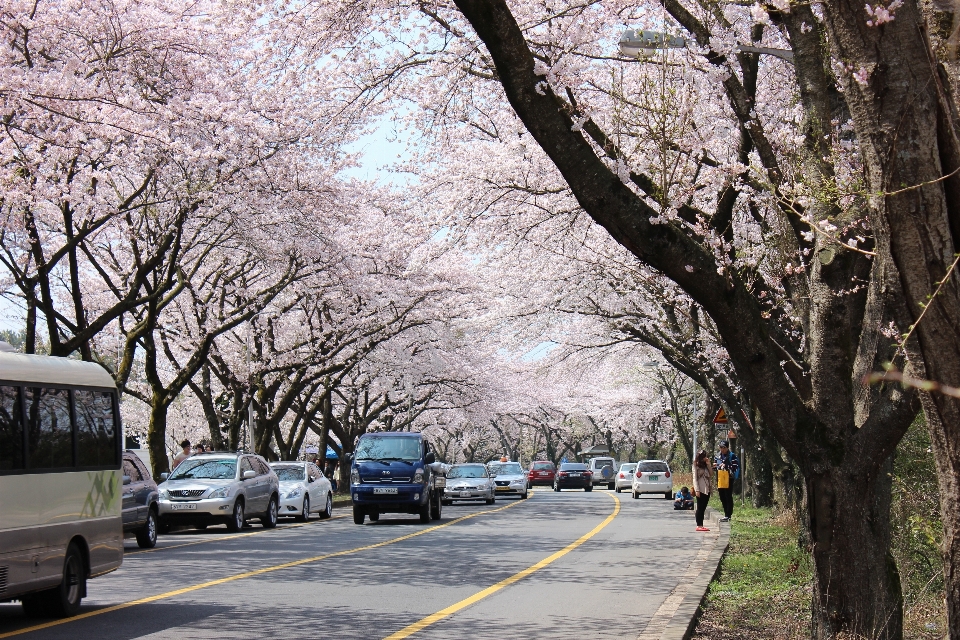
[448,465,487,478]
[273,467,305,482]
[620,464,638,472]
[593,459,614,468]
[638,461,669,473]
[355,436,421,462]
[488,463,522,475]
[560,463,587,471]
[533,462,554,470]
[169,458,237,480]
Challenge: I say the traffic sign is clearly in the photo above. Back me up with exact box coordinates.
[712,407,728,424]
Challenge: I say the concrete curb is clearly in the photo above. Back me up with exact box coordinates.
[658,506,731,640]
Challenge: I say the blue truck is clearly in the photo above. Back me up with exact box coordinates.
[348,432,445,524]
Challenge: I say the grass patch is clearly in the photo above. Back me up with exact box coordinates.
[692,505,812,640]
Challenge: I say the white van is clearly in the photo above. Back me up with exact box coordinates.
[0,351,123,617]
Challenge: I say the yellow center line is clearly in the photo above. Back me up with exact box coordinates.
[124,515,349,556]
[382,492,621,640]
[0,496,531,639]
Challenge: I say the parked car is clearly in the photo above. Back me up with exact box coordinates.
[442,464,496,505]
[554,463,593,491]
[614,462,638,493]
[527,460,556,487]
[587,457,618,489]
[349,432,444,524]
[486,461,529,499]
[157,452,280,532]
[270,461,333,521]
[122,451,160,548]
[631,460,673,499]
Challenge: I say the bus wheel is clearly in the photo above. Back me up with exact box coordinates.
[22,543,85,617]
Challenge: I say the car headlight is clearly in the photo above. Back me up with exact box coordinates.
[208,486,229,499]
[284,486,303,499]
[413,469,424,484]
[351,468,360,485]
[159,489,169,500]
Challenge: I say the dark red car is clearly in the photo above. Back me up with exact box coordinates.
[527,460,557,487]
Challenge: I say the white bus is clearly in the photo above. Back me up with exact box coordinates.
[0,350,123,617]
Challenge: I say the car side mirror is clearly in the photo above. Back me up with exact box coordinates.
[424,452,436,465]
[122,475,131,485]
[160,472,169,481]
[243,470,256,479]
[308,476,315,483]
[489,473,497,478]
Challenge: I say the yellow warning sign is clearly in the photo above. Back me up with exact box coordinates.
[712,407,728,424]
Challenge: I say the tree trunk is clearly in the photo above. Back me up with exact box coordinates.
[746,445,773,508]
[147,397,171,480]
[807,462,901,640]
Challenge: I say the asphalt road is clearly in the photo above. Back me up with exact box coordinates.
[0,489,718,640]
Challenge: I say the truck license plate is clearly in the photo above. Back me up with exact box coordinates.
[373,487,398,494]
[171,503,197,510]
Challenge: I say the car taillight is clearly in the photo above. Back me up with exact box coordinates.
[619,473,624,478]
[584,470,592,476]
[559,471,568,477]
[665,471,671,478]
[636,471,642,477]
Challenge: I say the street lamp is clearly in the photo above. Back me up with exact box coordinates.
[619,29,794,63]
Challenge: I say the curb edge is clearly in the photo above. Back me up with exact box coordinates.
[659,506,731,640]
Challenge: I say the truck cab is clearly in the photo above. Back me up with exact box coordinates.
[349,433,444,524]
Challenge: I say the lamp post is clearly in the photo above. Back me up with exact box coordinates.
[619,29,794,63]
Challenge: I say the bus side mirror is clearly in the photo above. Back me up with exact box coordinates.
[122,475,131,485]
[424,452,436,465]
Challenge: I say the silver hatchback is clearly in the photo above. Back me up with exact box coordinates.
[442,464,496,505]
[158,453,280,532]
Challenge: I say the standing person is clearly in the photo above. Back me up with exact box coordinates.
[714,440,740,523]
[172,440,192,469]
[692,450,713,532]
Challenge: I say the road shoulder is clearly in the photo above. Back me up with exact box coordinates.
[636,506,730,640]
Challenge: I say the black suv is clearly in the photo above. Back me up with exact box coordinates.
[122,450,160,548]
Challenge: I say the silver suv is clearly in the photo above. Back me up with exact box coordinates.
[157,452,280,533]
[587,457,618,489]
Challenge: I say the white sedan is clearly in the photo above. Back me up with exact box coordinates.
[615,462,638,493]
[631,460,673,499]
[270,461,333,520]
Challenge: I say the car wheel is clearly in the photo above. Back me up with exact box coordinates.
[607,482,615,490]
[419,502,431,523]
[136,509,158,548]
[261,496,279,528]
[485,494,495,504]
[369,511,380,522]
[353,505,365,525]
[319,493,333,519]
[520,490,528,500]
[632,491,639,499]
[615,486,621,493]
[297,495,311,522]
[665,491,673,499]
[431,494,442,520]
[585,485,593,492]
[226,500,245,532]
[22,542,85,618]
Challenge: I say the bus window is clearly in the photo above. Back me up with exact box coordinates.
[75,390,117,468]
[0,385,23,470]
[26,387,72,470]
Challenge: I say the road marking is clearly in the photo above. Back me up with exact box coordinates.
[0,498,530,639]
[382,492,620,640]
[124,515,349,556]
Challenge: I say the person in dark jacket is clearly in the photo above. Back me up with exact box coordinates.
[714,440,740,522]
